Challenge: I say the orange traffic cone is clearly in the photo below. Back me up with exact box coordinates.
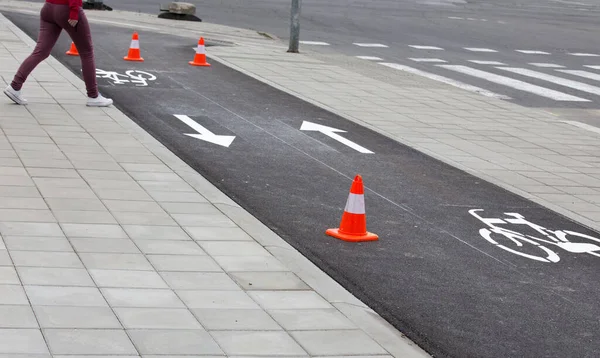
[66,42,79,56]
[124,32,144,62]
[189,37,210,67]
[326,175,379,242]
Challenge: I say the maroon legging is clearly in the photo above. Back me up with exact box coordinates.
[11,2,98,98]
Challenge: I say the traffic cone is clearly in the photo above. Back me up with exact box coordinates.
[124,32,144,62]
[326,175,379,242]
[66,42,79,56]
[189,37,211,67]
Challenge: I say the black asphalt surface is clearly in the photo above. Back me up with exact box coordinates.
[25,0,600,110]
[6,11,600,358]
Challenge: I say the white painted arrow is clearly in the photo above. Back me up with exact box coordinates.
[174,114,236,148]
[300,121,373,154]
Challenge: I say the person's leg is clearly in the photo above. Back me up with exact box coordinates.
[10,4,62,91]
[60,9,98,98]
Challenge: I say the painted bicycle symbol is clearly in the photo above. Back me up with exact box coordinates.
[95,69,157,87]
[469,209,600,263]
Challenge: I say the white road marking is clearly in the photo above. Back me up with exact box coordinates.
[356,56,383,61]
[467,18,477,20]
[300,121,373,154]
[516,50,550,54]
[529,63,565,68]
[353,43,388,47]
[584,65,600,70]
[464,48,498,52]
[299,41,330,45]
[556,69,600,82]
[468,60,506,65]
[174,115,236,148]
[409,58,447,63]
[379,62,511,100]
[568,53,600,57]
[437,65,589,101]
[409,45,444,50]
[448,16,463,19]
[561,120,600,135]
[499,67,600,96]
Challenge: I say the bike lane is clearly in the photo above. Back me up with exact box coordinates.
[5,12,600,358]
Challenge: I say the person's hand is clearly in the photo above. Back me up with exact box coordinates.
[68,19,78,27]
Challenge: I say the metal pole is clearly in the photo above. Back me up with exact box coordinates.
[287,0,301,53]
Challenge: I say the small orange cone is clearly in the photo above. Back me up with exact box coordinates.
[189,37,211,67]
[66,42,79,56]
[124,32,144,62]
[326,175,378,242]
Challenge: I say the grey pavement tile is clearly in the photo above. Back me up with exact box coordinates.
[78,170,132,181]
[269,309,356,330]
[111,211,177,226]
[45,198,106,211]
[52,210,117,224]
[0,209,55,222]
[160,272,240,290]
[213,256,288,272]
[69,160,123,171]
[0,305,38,328]
[0,284,28,305]
[230,272,310,291]
[0,266,19,284]
[123,225,190,241]
[25,285,108,307]
[34,306,121,328]
[32,178,88,189]
[148,191,207,203]
[10,251,83,268]
[44,329,137,355]
[289,330,388,355]
[177,290,260,309]
[26,168,80,178]
[103,200,165,213]
[248,291,333,310]
[114,308,203,329]
[120,163,172,173]
[79,253,153,270]
[134,240,205,255]
[192,308,281,330]
[0,329,49,354]
[518,185,563,194]
[37,187,97,199]
[101,288,185,308]
[61,223,128,239]
[174,214,236,227]
[137,180,195,192]
[128,330,223,355]
[86,179,142,190]
[0,166,28,176]
[159,202,223,215]
[198,242,271,257]
[4,236,72,252]
[0,197,47,209]
[211,331,307,356]
[70,238,140,253]
[0,186,42,198]
[89,269,168,288]
[0,250,12,266]
[20,159,73,169]
[128,171,182,182]
[148,255,222,272]
[18,267,94,287]
[0,175,35,186]
[92,188,153,201]
[53,356,138,358]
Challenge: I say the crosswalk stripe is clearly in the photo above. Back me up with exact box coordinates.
[409,45,444,50]
[353,43,388,47]
[568,53,600,57]
[556,69,600,82]
[584,65,600,70]
[437,65,589,101]
[299,41,330,45]
[469,60,506,65]
[516,50,550,54]
[499,67,600,97]
[464,48,498,52]
[379,63,510,100]
[356,56,383,61]
[409,58,447,63]
[529,63,564,68]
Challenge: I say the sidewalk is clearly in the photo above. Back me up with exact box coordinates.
[0,12,428,358]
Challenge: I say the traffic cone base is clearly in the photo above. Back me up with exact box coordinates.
[124,32,144,62]
[66,42,79,56]
[326,228,378,242]
[189,60,210,67]
[326,175,379,243]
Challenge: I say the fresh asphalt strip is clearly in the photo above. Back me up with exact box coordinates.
[5,11,600,358]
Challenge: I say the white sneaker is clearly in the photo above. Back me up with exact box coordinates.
[87,93,113,107]
[3,85,27,105]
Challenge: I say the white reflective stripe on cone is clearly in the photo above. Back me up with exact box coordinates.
[344,193,366,214]
[130,40,140,49]
[197,45,206,54]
